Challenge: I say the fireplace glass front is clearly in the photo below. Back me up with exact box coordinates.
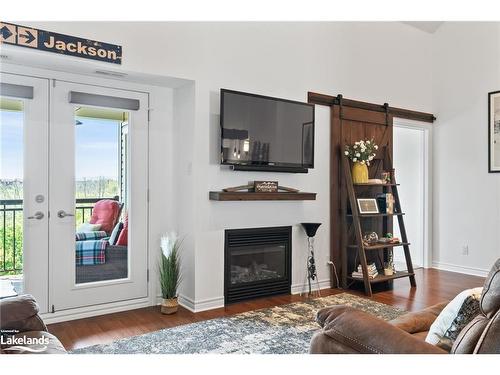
[224,226,291,304]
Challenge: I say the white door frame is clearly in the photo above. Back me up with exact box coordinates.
[49,81,149,312]
[1,73,50,312]
[393,117,433,269]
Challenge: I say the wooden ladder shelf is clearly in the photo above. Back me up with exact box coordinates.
[341,149,416,296]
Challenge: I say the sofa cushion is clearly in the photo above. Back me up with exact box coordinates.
[451,314,490,354]
[390,301,447,334]
[0,294,47,333]
[480,258,500,319]
[411,331,428,341]
[425,287,482,349]
[473,309,500,353]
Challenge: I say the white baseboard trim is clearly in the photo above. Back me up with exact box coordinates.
[41,297,151,324]
[432,261,489,277]
[158,279,334,314]
[158,294,225,313]
[291,278,331,295]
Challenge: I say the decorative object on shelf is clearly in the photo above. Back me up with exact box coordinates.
[222,182,299,193]
[376,193,387,212]
[254,181,278,193]
[363,232,379,245]
[381,171,392,184]
[385,193,395,214]
[488,91,500,172]
[351,162,368,184]
[381,232,401,245]
[376,193,395,214]
[368,178,384,184]
[301,222,322,297]
[344,139,379,183]
[352,263,378,279]
[357,198,379,214]
[384,249,395,276]
[159,232,182,315]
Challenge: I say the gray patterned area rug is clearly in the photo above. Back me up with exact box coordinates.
[72,293,405,354]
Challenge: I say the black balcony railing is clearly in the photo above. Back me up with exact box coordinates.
[0,196,119,274]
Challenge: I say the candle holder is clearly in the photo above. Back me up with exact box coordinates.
[301,222,322,297]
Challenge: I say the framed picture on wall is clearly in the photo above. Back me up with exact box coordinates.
[357,198,379,214]
[488,91,500,172]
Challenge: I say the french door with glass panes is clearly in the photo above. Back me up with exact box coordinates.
[49,81,148,312]
[0,73,49,312]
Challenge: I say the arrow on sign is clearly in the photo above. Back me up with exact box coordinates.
[0,26,13,40]
[19,30,36,44]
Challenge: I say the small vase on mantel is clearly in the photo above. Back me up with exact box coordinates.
[161,297,178,315]
[352,162,369,184]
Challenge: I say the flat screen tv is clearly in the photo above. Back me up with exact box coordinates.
[220,89,315,173]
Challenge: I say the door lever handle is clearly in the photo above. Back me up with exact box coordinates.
[27,211,44,220]
[57,210,75,218]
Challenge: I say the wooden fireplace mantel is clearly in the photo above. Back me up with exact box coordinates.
[209,191,317,201]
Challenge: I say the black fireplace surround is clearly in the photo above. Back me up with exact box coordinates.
[224,226,292,304]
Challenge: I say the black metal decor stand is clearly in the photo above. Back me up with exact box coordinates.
[301,223,322,297]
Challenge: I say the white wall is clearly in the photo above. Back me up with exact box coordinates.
[432,22,500,276]
[24,22,434,310]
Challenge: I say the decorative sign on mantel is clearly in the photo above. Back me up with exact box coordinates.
[254,181,278,193]
[0,22,122,64]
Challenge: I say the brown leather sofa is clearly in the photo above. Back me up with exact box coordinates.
[310,258,500,354]
[0,294,66,354]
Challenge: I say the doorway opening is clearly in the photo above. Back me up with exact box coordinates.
[393,119,431,269]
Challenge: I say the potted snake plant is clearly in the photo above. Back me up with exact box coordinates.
[159,232,182,314]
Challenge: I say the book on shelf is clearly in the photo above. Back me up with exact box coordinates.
[351,271,378,279]
[352,263,378,279]
[357,263,377,272]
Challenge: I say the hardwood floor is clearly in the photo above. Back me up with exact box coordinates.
[48,268,485,351]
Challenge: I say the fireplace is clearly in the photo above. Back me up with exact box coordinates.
[224,226,292,304]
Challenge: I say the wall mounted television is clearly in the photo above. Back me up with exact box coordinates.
[220,89,315,173]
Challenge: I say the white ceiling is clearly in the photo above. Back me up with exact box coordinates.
[402,21,444,34]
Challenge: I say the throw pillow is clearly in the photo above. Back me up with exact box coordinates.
[425,287,482,350]
[116,213,128,246]
[89,199,121,234]
[77,223,102,233]
[109,222,123,246]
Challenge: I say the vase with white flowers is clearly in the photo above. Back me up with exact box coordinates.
[159,232,182,314]
[344,139,379,184]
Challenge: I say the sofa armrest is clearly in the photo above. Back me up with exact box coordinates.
[389,301,448,334]
[0,294,47,333]
[311,306,446,354]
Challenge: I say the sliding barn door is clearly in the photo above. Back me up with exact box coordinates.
[333,98,393,287]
